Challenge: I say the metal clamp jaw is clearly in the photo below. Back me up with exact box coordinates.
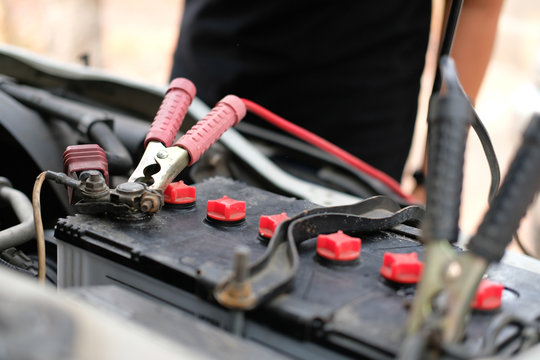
[128,142,190,193]
[405,241,488,344]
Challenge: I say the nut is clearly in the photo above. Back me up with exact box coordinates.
[80,171,109,199]
[140,193,162,213]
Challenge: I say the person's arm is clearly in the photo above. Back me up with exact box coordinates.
[411,0,504,202]
[451,0,504,102]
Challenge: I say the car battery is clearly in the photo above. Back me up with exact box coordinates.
[55,177,540,360]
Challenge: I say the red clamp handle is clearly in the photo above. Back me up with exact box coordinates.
[175,95,246,165]
[144,78,196,147]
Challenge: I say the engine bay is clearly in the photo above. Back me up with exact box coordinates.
[1,44,540,359]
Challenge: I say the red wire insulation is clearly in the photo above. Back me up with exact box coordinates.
[241,98,417,203]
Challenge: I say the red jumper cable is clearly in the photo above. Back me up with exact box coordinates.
[241,99,417,203]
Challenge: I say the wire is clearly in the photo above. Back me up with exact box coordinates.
[514,231,534,257]
[30,170,78,284]
[458,85,501,204]
[439,56,501,204]
[241,99,417,203]
[432,0,465,94]
[32,171,47,284]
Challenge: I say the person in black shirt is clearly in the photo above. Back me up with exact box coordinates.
[170,0,503,184]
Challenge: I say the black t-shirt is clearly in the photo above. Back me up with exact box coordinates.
[171,0,431,180]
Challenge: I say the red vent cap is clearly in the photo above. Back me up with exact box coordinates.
[471,279,504,311]
[164,181,196,204]
[207,196,246,222]
[258,213,289,238]
[380,252,424,284]
[316,231,361,262]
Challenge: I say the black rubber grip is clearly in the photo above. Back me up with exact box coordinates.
[468,115,540,262]
[423,93,470,243]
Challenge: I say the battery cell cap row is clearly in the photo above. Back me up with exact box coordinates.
[161,187,501,312]
[164,186,504,311]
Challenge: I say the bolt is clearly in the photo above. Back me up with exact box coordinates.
[157,150,168,159]
[82,171,107,191]
[79,170,98,183]
[233,245,250,283]
[116,182,145,195]
[215,245,255,310]
[230,247,250,335]
[140,199,152,212]
[445,260,462,281]
[140,193,162,213]
[79,170,109,200]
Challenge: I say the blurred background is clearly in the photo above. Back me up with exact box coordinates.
[1,0,539,255]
